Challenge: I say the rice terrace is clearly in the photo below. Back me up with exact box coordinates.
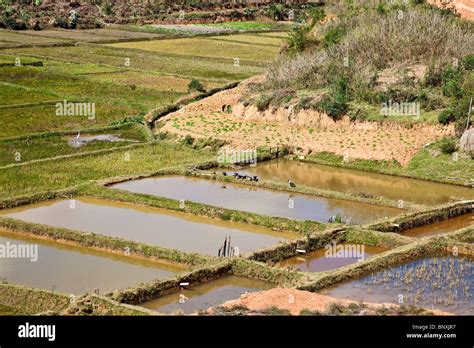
[0,0,473,345]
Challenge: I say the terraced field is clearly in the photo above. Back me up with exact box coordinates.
[0,21,472,322]
[0,30,283,137]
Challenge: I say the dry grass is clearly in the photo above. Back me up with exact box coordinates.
[267,8,474,90]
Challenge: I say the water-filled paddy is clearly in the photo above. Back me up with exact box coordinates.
[111,176,401,224]
[140,275,273,314]
[278,244,388,272]
[321,255,474,314]
[0,229,184,294]
[240,159,474,205]
[2,197,296,255]
[400,213,474,238]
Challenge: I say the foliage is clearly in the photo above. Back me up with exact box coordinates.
[188,79,206,93]
[438,137,458,154]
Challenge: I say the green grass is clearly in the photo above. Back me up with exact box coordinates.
[0,29,71,48]
[0,64,183,137]
[305,139,474,185]
[349,101,441,124]
[5,44,263,80]
[0,142,213,200]
[0,32,280,138]
[201,21,288,31]
[0,124,149,166]
[119,25,183,35]
[109,37,281,62]
[0,304,20,315]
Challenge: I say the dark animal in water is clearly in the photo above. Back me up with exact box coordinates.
[288,179,296,188]
[222,172,227,176]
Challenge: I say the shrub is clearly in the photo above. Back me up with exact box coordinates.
[438,109,454,124]
[101,1,114,16]
[462,54,474,70]
[441,67,463,98]
[188,79,205,93]
[439,137,458,154]
[322,26,346,48]
[255,94,273,111]
[286,24,313,55]
[267,4,285,21]
[315,77,349,119]
[183,135,194,146]
[243,8,256,20]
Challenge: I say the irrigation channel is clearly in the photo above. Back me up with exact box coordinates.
[1,197,297,256]
[239,159,474,205]
[140,276,273,314]
[400,212,474,238]
[320,255,474,315]
[111,176,401,224]
[0,229,184,294]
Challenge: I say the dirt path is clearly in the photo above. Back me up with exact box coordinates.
[159,77,453,166]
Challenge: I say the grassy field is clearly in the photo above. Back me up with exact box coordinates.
[199,21,290,31]
[109,37,281,62]
[0,27,170,47]
[0,142,213,200]
[0,32,284,138]
[0,124,150,166]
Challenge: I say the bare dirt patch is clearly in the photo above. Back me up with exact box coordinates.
[218,288,450,315]
[429,0,474,20]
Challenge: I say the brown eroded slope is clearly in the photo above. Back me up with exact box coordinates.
[158,78,453,166]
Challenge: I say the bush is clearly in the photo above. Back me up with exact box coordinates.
[439,137,458,154]
[255,94,273,111]
[182,135,194,146]
[286,24,313,55]
[438,109,454,124]
[267,4,285,21]
[188,79,205,93]
[462,54,474,70]
[315,77,349,120]
[322,26,346,48]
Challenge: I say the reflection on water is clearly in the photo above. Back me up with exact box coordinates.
[401,213,474,238]
[321,256,474,315]
[141,275,273,314]
[2,197,296,256]
[112,176,401,224]
[278,244,387,272]
[0,230,184,294]
[240,159,474,205]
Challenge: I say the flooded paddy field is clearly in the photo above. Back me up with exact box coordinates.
[278,244,388,272]
[321,255,474,314]
[0,229,184,295]
[240,159,474,205]
[140,275,273,314]
[400,212,474,238]
[111,176,401,224]
[1,197,296,256]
